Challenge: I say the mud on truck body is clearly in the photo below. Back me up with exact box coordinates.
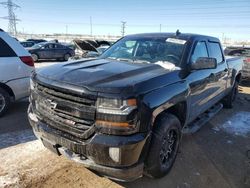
[28,32,243,181]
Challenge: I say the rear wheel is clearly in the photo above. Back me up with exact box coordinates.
[64,53,70,61]
[145,113,181,178]
[31,54,38,62]
[0,88,11,117]
[223,81,239,108]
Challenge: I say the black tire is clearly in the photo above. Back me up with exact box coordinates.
[145,113,182,178]
[223,81,239,108]
[64,53,70,61]
[0,87,11,117]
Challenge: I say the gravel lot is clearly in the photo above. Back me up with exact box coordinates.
[0,61,250,188]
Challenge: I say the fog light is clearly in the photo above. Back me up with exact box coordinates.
[109,147,121,163]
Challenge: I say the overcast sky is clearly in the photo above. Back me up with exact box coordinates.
[0,0,249,40]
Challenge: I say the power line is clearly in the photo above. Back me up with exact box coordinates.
[0,0,20,36]
[15,18,250,28]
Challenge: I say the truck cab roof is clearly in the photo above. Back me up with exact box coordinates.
[125,32,220,43]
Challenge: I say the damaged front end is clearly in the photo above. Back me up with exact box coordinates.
[28,75,149,181]
[72,39,111,60]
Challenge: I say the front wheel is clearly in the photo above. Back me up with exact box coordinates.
[31,54,38,62]
[64,53,70,61]
[0,88,11,117]
[145,113,181,178]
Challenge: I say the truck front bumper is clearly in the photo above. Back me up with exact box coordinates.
[28,106,148,181]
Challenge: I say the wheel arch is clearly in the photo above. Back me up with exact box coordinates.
[0,83,15,101]
[152,101,188,128]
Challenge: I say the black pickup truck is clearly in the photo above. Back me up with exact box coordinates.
[28,32,243,181]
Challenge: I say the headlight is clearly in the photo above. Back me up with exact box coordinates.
[96,98,138,134]
[97,98,137,115]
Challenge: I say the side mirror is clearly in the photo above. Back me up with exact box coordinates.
[191,57,217,70]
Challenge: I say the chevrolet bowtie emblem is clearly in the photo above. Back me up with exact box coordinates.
[47,99,57,109]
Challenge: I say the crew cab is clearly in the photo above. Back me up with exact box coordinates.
[28,32,242,181]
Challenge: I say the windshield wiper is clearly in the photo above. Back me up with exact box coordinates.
[106,57,117,60]
[133,59,151,64]
[116,58,133,62]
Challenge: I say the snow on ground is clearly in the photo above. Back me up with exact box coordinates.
[0,140,45,187]
[0,129,36,149]
[0,140,120,188]
[221,111,250,137]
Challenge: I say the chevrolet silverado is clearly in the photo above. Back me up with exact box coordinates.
[28,32,243,181]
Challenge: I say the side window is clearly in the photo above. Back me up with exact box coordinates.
[48,44,54,49]
[209,42,223,63]
[0,38,17,57]
[55,44,63,49]
[191,41,208,63]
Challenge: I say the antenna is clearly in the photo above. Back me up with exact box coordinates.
[0,0,20,36]
[176,29,181,36]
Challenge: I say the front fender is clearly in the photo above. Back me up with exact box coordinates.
[142,81,190,126]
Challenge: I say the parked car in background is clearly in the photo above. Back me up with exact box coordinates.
[20,41,35,48]
[28,32,242,181]
[26,39,47,44]
[0,29,34,116]
[224,46,250,80]
[73,39,112,59]
[28,42,75,61]
[85,45,110,58]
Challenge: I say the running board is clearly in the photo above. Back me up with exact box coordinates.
[182,103,223,134]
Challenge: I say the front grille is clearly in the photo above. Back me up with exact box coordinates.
[34,83,97,140]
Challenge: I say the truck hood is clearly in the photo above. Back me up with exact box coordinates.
[36,59,181,95]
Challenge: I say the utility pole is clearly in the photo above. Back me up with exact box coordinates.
[0,0,20,36]
[65,25,68,42]
[90,16,92,37]
[222,33,225,44]
[121,21,126,37]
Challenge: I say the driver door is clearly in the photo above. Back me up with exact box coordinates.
[187,41,218,123]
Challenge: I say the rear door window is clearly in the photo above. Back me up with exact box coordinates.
[55,44,64,49]
[208,42,224,63]
[0,38,17,57]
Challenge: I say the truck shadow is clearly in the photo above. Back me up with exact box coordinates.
[0,99,37,149]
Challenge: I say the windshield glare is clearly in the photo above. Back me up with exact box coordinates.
[100,37,186,66]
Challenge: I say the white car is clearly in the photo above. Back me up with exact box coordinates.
[0,29,34,116]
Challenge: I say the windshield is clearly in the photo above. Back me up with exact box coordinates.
[32,42,46,49]
[100,36,186,66]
